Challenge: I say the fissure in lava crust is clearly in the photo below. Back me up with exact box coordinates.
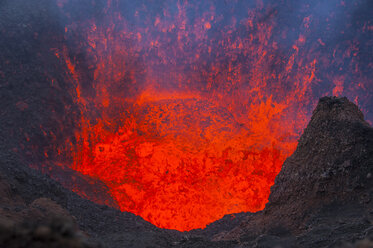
[33,0,373,231]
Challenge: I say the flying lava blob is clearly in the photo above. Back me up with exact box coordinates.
[49,0,373,231]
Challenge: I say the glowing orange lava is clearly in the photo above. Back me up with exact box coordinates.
[73,90,300,230]
[50,0,372,231]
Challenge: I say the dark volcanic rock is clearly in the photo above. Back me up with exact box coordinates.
[217,97,373,247]
[0,217,101,248]
[269,96,372,212]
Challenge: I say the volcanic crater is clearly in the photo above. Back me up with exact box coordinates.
[0,0,372,247]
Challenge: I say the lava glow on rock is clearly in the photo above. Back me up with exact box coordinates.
[47,0,373,231]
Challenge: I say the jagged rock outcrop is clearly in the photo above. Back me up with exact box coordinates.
[268,97,372,220]
[216,97,373,247]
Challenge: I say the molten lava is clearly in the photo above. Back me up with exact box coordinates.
[72,91,298,230]
[48,0,373,231]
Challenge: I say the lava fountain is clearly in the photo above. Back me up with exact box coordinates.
[37,0,373,231]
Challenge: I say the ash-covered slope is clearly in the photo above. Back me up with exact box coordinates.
[215,96,373,247]
[269,96,372,221]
